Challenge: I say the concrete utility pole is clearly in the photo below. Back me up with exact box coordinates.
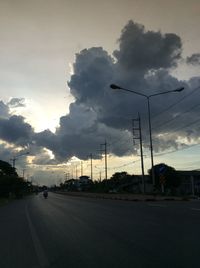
[10,158,16,168]
[65,171,70,181]
[132,114,145,193]
[75,164,78,180]
[100,140,108,180]
[89,154,93,180]
[81,161,83,176]
[71,166,74,179]
[22,169,26,179]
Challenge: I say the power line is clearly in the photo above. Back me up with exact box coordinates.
[170,117,200,133]
[108,159,141,171]
[109,132,132,147]
[152,85,200,121]
[154,102,200,130]
[154,142,200,157]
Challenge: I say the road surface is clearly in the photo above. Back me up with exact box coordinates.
[0,192,200,268]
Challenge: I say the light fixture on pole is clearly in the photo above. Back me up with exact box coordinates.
[110,84,184,186]
[10,151,29,168]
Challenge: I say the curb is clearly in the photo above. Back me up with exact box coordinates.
[54,191,185,202]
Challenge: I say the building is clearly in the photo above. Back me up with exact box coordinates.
[78,176,93,191]
[177,170,200,195]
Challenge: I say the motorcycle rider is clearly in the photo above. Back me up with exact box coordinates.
[43,188,48,198]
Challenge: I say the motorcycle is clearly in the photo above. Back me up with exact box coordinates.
[43,190,48,199]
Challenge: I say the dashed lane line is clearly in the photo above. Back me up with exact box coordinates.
[25,205,49,268]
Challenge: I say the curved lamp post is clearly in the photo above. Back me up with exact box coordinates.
[10,151,29,168]
[110,84,184,186]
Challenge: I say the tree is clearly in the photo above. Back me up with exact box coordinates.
[107,171,135,192]
[110,172,129,181]
[0,159,28,198]
[149,163,181,193]
[0,160,18,177]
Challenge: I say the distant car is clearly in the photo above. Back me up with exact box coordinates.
[109,189,118,193]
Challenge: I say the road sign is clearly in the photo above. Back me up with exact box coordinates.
[159,164,166,174]
[159,174,166,185]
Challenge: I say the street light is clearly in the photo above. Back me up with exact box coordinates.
[10,151,29,168]
[110,84,184,186]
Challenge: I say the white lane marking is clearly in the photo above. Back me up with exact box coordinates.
[148,204,167,208]
[191,208,200,211]
[25,205,49,268]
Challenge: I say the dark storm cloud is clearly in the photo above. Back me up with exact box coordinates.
[113,21,182,72]
[7,98,25,108]
[0,102,56,167]
[56,116,133,160]
[0,115,33,146]
[1,20,200,163]
[0,143,17,163]
[32,100,134,162]
[0,100,33,148]
[62,21,185,157]
[32,103,132,161]
[58,20,199,158]
[69,47,114,103]
[32,150,58,165]
[186,53,200,65]
[34,129,58,155]
[0,143,30,174]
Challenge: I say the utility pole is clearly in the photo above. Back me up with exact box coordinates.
[22,169,26,179]
[71,165,74,179]
[10,157,16,168]
[81,161,83,176]
[89,154,93,180]
[65,171,70,181]
[132,114,145,193]
[75,164,78,180]
[100,140,108,180]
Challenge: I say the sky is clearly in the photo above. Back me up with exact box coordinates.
[0,0,200,185]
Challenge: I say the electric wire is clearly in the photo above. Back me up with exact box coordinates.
[154,102,200,130]
[152,85,200,122]
[169,117,200,133]
[154,142,200,157]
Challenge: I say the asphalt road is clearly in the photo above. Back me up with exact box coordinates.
[1,193,200,268]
